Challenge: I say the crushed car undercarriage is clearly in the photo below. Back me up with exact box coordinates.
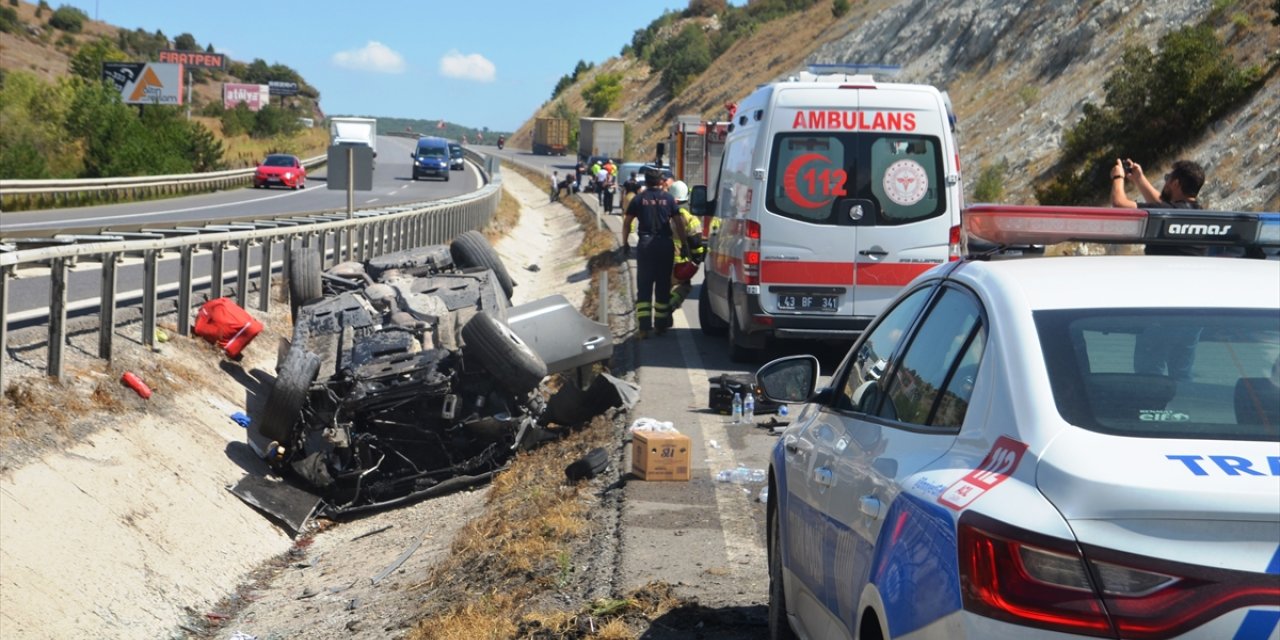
[235,231,629,529]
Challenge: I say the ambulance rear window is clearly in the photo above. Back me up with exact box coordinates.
[766,132,945,226]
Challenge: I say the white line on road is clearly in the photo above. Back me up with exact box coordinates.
[51,188,309,226]
[366,198,380,203]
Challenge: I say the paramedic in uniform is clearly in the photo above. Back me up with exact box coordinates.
[667,180,704,309]
[623,167,691,337]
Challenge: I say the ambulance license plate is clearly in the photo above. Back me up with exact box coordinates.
[776,293,838,312]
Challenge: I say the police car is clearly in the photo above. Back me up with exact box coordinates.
[755,205,1280,640]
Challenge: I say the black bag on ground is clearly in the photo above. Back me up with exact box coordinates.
[708,373,779,415]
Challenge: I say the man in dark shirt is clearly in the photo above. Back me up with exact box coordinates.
[1111,158,1212,257]
[622,167,690,337]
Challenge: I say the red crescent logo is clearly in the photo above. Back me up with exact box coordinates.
[782,153,832,209]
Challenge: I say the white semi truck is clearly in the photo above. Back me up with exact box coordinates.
[329,117,378,164]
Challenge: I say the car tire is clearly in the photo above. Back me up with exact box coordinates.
[289,244,323,320]
[699,283,728,336]
[258,345,320,444]
[564,447,609,482]
[450,230,515,299]
[461,311,547,396]
[768,492,799,640]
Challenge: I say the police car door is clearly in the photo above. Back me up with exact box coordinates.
[850,88,955,321]
[821,283,985,638]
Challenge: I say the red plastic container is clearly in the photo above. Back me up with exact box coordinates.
[121,371,152,399]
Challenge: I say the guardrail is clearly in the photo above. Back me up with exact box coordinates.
[0,154,328,211]
[0,153,502,387]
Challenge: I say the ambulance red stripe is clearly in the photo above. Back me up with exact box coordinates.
[760,261,933,286]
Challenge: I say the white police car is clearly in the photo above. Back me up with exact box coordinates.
[756,205,1280,640]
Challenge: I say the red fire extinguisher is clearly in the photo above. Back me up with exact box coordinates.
[121,371,152,399]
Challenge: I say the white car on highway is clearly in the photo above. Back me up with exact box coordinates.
[757,204,1280,640]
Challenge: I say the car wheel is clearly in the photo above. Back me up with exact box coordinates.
[769,492,799,640]
[258,345,320,444]
[728,292,758,363]
[450,230,515,298]
[461,311,547,396]
[699,282,728,336]
[289,244,323,320]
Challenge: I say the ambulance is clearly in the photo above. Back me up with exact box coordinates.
[692,65,962,362]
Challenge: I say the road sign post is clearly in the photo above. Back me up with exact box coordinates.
[326,143,374,219]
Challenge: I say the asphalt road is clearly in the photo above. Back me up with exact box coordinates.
[0,135,479,236]
[0,135,486,319]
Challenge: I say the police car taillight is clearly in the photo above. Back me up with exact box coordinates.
[960,513,1280,639]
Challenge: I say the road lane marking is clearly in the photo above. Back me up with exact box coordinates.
[50,188,310,226]
[366,198,380,203]
[672,306,767,576]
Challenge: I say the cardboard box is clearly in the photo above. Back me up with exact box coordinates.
[631,430,691,481]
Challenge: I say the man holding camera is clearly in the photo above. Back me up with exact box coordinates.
[1110,158,1204,211]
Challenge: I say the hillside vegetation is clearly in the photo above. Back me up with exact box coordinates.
[520,0,1280,210]
[0,0,325,178]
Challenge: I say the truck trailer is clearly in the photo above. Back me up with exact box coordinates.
[532,118,569,156]
[578,117,625,162]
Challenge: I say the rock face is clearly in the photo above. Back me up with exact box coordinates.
[808,0,1278,208]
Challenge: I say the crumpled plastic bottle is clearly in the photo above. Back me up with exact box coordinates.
[716,466,767,484]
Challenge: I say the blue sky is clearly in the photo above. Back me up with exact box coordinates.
[57,1,703,131]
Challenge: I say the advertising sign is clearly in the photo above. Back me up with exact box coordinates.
[158,49,226,69]
[223,83,270,111]
[102,62,183,105]
[267,80,299,96]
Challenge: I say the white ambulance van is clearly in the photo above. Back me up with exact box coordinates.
[692,66,964,362]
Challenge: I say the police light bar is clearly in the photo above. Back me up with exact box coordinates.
[964,205,1280,250]
[807,63,902,77]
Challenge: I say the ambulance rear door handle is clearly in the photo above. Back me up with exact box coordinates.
[859,248,888,258]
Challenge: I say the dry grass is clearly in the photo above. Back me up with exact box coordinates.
[484,188,524,242]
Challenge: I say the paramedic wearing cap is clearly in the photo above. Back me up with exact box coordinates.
[623,168,691,337]
[667,180,704,309]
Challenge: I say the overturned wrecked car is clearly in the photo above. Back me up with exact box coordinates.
[236,231,628,528]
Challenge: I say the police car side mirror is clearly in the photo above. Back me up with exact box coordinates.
[756,355,820,403]
[690,185,712,217]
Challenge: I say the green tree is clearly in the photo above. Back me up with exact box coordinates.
[581,72,623,117]
[687,0,726,16]
[652,23,713,94]
[220,102,255,137]
[173,32,198,51]
[251,104,300,138]
[70,37,129,80]
[0,71,79,178]
[48,4,86,32]
[1038,23,1262,204]
[832,0,850,17]
[0,5,20,33]
[66,79,145,176]
[35,0,48,18]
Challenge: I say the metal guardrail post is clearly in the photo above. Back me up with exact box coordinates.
[177,245,194,336]
[0,266,9,390]
[599,271,608,326]
[281,235,294,295]
[258,238,273,312]
[48,258,68,380]
[99,253,118,360]
[317,233,328,271]
[211,242,225,299]
[142,249,157,349]
[236,239,250,309]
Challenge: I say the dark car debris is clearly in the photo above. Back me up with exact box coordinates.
[233,231,633,530]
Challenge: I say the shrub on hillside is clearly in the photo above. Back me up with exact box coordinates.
[251,104,300,139]
[1037,23,1262,204]
[220,102,255,137]
[973,160,1008,203]
[582,72,623,117]
[48,4,86,33]
[832,0,850,17]
[651,23,713,94]
[0,6,20,33]
[70,37,128,79]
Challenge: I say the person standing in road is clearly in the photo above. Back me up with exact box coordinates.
[623,167,691,338]
[602,171,616,215]
[550,171,560,203]
[595,163,610,206]
[667,181,704,309]
[622,172,641,214]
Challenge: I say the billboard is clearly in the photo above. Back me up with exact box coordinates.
[223,83,270,111]
[158,49,226,69]
[267,80,299,96]
[102,62,184,105]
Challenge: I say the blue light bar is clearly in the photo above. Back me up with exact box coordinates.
[807,63,902,78]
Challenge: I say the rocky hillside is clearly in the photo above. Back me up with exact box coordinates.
[519,0,1279,209]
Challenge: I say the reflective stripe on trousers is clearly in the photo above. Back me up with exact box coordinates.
[635,235,674,331]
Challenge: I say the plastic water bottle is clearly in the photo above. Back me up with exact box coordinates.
[716,467,768,484]
[778,404,789,418]
[731,393,743,424]
[743,393,755,424]
[758,485,769,503]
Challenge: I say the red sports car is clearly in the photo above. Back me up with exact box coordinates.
[253,154,306,189]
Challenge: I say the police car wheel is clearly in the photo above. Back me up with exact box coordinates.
[258,345,321,445]
[699,283,728,336]
[768,497,798,640]
[289,244,323,320]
